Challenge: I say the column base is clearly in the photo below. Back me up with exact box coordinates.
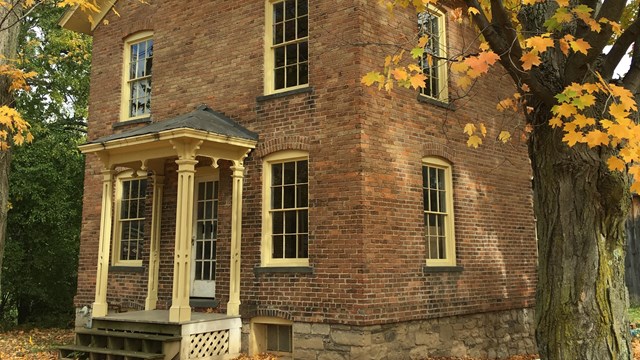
[145,297,157,311]
[169,304,191,322]
[227,301,240,316]
[92,302,108,318]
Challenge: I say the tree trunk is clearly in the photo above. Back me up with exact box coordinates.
[530,108,632,359]
[0,4,21,299]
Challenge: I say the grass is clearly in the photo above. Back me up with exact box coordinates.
[631,306,640,324]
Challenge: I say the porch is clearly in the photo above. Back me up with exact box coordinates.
[60,310,241,360]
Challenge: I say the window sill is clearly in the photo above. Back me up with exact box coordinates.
[109,265,145,273]
[253,266,314,275]
[422,265,464,274]
[257,87,313,102]
[417,95,454,110]
[113,117,152,129]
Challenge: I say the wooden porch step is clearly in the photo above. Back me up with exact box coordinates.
[59,345,164,360]
[75,329,181,342]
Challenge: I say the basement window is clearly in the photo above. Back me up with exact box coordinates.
[250,317,293,358]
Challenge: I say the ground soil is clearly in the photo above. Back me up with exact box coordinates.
[0,328,639,359]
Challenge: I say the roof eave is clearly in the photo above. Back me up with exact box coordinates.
[59,0,117,35]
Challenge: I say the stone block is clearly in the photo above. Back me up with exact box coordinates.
[350,345,387,360]
[415,332,439,346]
[294,322,312,334]
[318,351,347,360]
[295,349,319,360]
[409,346,430,360]
[331,330,371,347]
[296,335,325,350]
[311,323,331,335]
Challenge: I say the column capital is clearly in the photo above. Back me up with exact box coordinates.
[175,159,199,172]
[170,139,203,160]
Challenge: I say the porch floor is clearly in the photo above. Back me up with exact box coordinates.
[94,310,237,325]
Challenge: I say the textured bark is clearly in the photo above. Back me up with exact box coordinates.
[0,4,21,298]
[530,108,632,360]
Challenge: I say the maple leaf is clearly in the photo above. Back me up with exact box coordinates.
[525,35,554,53]
[520,51,541,70]
[552,103,577,118]
[456,76,472,90]
[407,64,421,72]
[607,156,626,172]
[521,84,530,92]
[555,0,569,5]
[417,35,429,48]
[361,71,384,86]
[451,60,469,74]
[479,123,487,137]
[549,117,563,128]
[584,130,609,147]
[497,98,514,112]
[410,73,427,89]
[572,114,595,128]
[610,85,637,111]
[563,130,583,147]
[609,103,630,121]
[498,131,511,143]
[391,68,409,81]
[465,56,489,74]
[467,134,482,148]
[468,6,480,15]
[478,51,500,66]
[410,47,423,59]
[463,123,476,136]
[631,181,640,195]
[573,94,595,109]
[570,39,591,55]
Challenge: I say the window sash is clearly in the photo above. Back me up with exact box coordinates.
[418,9,447,100]
[123,36,153,120]
[115,178,147,264]
[268,0,309,92]
[422,161,455,265]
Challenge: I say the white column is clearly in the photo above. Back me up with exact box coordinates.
[92,169,115,317]
[145,175,164,310]
[227,161,244,316]
[169,159,197,323]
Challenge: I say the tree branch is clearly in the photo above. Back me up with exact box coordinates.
[602,17,640,81]
[622,36,640,92]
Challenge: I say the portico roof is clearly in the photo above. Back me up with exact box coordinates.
[79,105,258,168]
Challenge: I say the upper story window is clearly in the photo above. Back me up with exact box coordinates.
[265,0,309,94]
[418,8,448,102]
[113,172,148,266]
[121,32,153,121]
[422,157,455,266]
[262,151,309,267]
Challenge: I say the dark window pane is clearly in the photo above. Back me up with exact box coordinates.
[298,15,308,38]
[274,23,284,45]
[272,187,282,209]
[275,46,285,67]
[285,0,296,20]
[214,181,219,198]
[272,163,283,185]
[298,234,308,258]
[285,19,296,42]
[284,235,296,258]
[195,262,202,280]
[274,2,284,23]
[272,235,283,258]
[286,44,297,64]
[297,184,308,207]
[196,241,203,259]
[439,190,446,212]
[298,210,308,233]
[285,210,297,233]
[197,202,204,219]
[204,241,212,259]
[198,182,205,200]
[278,325,292,352]
[203,262,210,280]
[299,63,308,85]
[297,160,308,182]
[297,0,308,15]
[299,41,308,62]
[430,189,438,211]
[423,189,429,211]
[283,162,296,184]
[121,199,130,218]
[267,325,278,351]
[439,237,446,258]
[283,185,295,208]
[275,68,285,89]
[121,242,129,260]
[286,65,297,87]
[272,212,283,234]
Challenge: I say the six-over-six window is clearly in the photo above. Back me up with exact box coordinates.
[418,7,448,102]
[114,176,147,265]
[422,157,456,266]
[122,32,153,120]
[266,0,309,93]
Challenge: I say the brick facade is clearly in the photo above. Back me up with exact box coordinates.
[75,0,537,357]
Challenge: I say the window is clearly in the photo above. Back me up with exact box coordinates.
[422,157,455,266]
[265,0,309,94]
[418,8,448,101]
[250,317,293,357]
[121,32,153,121]
[262,151,309,266]
[113,173,148,266]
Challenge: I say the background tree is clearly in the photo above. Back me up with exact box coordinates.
[0,2,89,327]
[365,0,639,358]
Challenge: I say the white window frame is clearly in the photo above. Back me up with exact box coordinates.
[120,31,153,121]
[261,150,309,267]
[422,157,456,266]
[418,6,448,102]
[112,170,148,267]
[250,317,294,357]
[264,0,309,95]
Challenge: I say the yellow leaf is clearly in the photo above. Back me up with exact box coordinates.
[607,156,625,172]
[384,55,392,67]
[467,135,482,148]
[468,6,479,16]
[609,103,629,121]
[570,38,591,55]
[361,71,384,86]
[563,130,583,146]
[549,117,563,128]
[631,181,640,195]
[520,51,541,70]
[417,35,429,48]
[497,98,514,112]
[479,123,487,137]
[479,42,490,51]
[456,76,472,90]
[555,0,569,6]
[498,131,511,143]
[451,60,469,74]
[410,73,427,89]
[552,103,577,118]
[572,114,595,128]
[525,35,554,53]
[407,64,421,72]
[584,129,609,147]
[463,123,476,136]
[391,68,408,81]
[450,7,463,23]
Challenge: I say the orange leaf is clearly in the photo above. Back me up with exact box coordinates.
[584,129,609,147]
[391,68,408,81]
[525,35,554,53]
[563,130,583,146]
[607,156,625,172]
[410,73,427,89]
[609,103,630,121]
[479,123,487,137]
[549,116,563,128]
[553,103,577,118]
[520,51,541,70]
[570,38,591,55]
[478,51,500,66]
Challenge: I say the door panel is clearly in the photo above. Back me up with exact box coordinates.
[191,179,218,298]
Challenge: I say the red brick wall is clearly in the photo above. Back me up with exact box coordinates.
[75,0,536,326]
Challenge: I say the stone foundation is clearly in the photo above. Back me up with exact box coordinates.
[242,308,536,360]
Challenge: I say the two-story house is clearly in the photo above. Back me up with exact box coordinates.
[59,1,538,359]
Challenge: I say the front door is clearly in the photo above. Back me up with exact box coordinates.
[191,176,219,298]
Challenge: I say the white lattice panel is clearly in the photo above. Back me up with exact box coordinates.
[189,330,230,359]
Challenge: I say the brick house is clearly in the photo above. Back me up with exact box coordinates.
[59,1,538,359]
